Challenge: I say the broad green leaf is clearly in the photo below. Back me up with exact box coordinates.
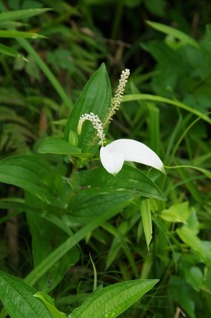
[146,20,200,49]
[161,202,191,223]
[0,30,45,38]
[75,166,166,201]
[34,292,66,318]
[140,199,152,249]
[201,241,211,266]
[176,226,205,261]
[0,8,50,23]
[0,271,52,318]
[69,279,159,318]
[64,63,111,153]
[66,191,133,224]
[184,266,204,291]
[37,136,81,155]
[0,155,65,208]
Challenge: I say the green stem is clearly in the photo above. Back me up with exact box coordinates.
[17,38,73,110]
[123,94,211,125]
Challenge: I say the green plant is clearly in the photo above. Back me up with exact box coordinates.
[0,1,211,317]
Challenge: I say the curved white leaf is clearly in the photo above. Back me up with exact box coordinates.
[100,139,165,175]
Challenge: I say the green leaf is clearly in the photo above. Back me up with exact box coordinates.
[0,21,24,28]
[69,279,159,318]
[146,20,200,49]
[64,63,111,153]
[166,164,211,179]
[26,202,79,292]
[123,94,211,125]
[168,276,196,318]
[0,8,50,23]
[75,166,166,201]
[37,136,81,155]
[0,43,22,57]
[176,226,205,261]
[0,155,65,208]
[140,199,152,249]
[184,266,204,291]
[0,30,45,38]
[66,191,133,224]
[34,292,66,318]
[24,198,130,288]
[161,202,191,223]
[0,271,52,318]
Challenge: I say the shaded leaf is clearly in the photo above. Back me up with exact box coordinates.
[0,155,65,208]
[66,190,133,224]
[184,266,204,291]
[26,203,79,292]
[75,165,166,201]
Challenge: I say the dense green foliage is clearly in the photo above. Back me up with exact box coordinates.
[0,1,211,317]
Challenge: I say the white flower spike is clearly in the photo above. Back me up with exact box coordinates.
[100,139,165,175]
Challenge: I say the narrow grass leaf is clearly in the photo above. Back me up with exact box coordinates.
[123,94,211,125]
[140,199,152,249]
[0,43,22,57]
[0,30,45,38]
[146,20,200,49]
[0,8,51,23]
[147,102,160,154]
[166,165,211,179]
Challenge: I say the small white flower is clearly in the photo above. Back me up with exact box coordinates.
[100,139,165,175]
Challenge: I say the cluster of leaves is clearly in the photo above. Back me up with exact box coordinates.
[0,1,211,318]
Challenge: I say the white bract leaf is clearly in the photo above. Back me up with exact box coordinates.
[100,139,165,175]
